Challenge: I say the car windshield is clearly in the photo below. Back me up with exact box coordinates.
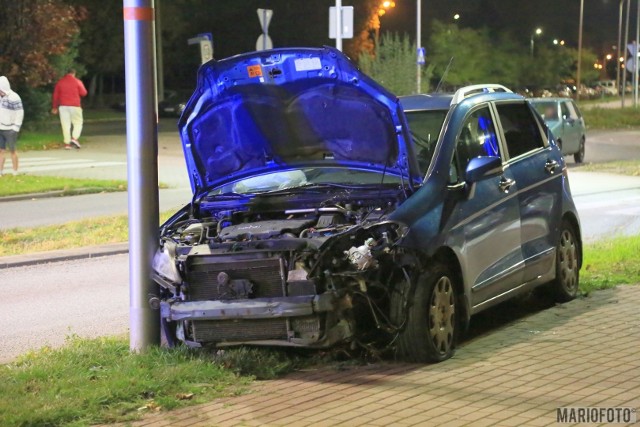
[404,110,448,172]
[207,167,403,195]
[531,101,559,121]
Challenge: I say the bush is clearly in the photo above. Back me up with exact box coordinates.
[19,87,53,130]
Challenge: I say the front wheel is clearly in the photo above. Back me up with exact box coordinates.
[550,221,580,302]
[394,263,458,363]
[574,137,585,163]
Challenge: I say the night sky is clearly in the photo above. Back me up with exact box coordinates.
[195,0,636,58]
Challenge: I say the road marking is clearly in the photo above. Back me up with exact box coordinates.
[18,157,126,173]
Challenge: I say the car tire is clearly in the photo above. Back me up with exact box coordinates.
[573,137,585,163]
[394,263,458,363]
[550,220,580,302]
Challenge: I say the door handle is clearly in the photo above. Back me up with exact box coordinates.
[545,160,558,174]
[499,177,515,193]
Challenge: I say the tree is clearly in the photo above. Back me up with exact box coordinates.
[427,21,497,88]
[0,0,83,88]
[359,32,433,95]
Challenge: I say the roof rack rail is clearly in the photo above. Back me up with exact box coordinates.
[451,84,512,105]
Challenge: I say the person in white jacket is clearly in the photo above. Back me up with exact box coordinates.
[0,76,24,176]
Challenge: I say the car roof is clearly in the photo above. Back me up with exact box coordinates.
[399,94,453,111]
[400,84,520,112]
[528,97,575,103]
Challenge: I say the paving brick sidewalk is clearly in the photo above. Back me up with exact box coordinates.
[109,286,639,427]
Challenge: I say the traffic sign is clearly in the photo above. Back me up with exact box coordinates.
[417,47,426,65]
[329,6,354,39]
[257,9,273,29]
[188,33,213,64]
[256,34,273,51]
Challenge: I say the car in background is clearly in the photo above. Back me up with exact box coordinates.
[158,89,192,117]
[111,89,191,117]
[151,47,582,363]
[594,80,617,96]
[529,98,586,163]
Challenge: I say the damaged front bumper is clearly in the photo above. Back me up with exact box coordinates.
[160,293,336,322]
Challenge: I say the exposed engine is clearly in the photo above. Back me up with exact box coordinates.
[152,192,417,352]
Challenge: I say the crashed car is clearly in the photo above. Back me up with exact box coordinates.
[152,47,582,363]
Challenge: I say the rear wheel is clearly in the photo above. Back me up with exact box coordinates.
[573,137,585,163]
[394,263,458,363]
[551,221,580,302]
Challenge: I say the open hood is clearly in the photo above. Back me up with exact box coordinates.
[178,47,421,196]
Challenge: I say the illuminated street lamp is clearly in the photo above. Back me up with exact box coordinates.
[530,27,542,57]
[373,0,395,41]
[453,13,460,21]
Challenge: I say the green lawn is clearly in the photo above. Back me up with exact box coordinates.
[0,175,128,197]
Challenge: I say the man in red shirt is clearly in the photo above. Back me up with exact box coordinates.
[51,69,88,150]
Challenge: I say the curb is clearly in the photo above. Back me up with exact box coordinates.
[0,188,128,203]
[0,242,129,269]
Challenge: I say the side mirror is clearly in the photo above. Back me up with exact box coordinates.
[465,156,503,183]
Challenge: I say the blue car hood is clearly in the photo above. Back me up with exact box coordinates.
[178,47,421,196]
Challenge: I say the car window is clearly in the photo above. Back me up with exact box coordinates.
[564,101,580,120]
[496,102,544,158]
[560,102,571,120]
[404,110,448,173]
[452,106,499,182]
[531,101,558,121]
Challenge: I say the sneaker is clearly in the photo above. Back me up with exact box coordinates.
[12,170,17,176]
[65,144,72,150]
[70,138,81,149]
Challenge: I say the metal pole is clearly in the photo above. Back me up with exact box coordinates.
[576,0,584,101]
[123,0,160,352]
[155,0,164,102]
[262,9,267,51]
[530,35,534,57]
[634,0,639,107]
[335,0,342,51]
[416,0,421,93]
[617,0,624,103]
[623,0,631,107]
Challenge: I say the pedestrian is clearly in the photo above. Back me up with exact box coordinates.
[51,68,87,150]
[0,76,23,176]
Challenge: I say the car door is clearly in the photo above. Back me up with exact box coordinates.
[495,101,563,285]
[560,100,581,154]
[444,104,524,310]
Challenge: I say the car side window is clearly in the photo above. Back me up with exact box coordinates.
[452,106,499,182]
[564,101,580,120]
[496,103,544,159]
[560,102,571,120]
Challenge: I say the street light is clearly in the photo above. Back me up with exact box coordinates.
[530,27,542,57]
[373,0,395,42]
[453,13,460,21]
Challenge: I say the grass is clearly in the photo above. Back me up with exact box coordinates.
[0,211,172,256]
[581,106,640,129]
[19,108,124,151]
[0,335,326,426]
[578,160,640,176]
[0,175,128,197]
[579,234,640,294]
[0,335,253,426]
